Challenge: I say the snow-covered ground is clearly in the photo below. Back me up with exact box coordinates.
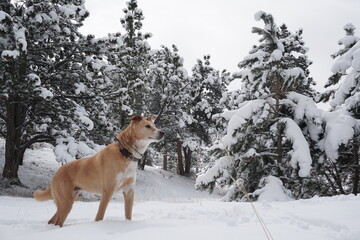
[1,142,360,240]
[1,194,360,240]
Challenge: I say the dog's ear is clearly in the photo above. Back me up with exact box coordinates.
[129,115,143,123]
[146,115,157,122]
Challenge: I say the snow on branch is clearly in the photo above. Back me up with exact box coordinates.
[331,41,360,107]
[320,110,356,162]
[251,176,293,201]
[279,118,312,177]
[195,156,234,188]
[221,100,265,148]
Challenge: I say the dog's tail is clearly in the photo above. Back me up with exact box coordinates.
[34,187,52,201]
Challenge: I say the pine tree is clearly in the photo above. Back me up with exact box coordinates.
[190,55,230,143]
[196,11,319,200]
[108,0,152,129]
[0,0,111,183]
[186,55,230,175]
[320,23,360,195]
[146,44,191,173]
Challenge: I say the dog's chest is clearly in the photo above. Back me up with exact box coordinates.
[115,161,137,190]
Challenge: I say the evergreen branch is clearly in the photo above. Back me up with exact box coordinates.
[20,134,54,150]
[154,82,191,125]
[258,152,278,157]
[0,112,5,121]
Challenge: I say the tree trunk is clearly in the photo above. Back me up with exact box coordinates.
[2,101,26,184]
[183,147,192,175]
[177,140,185,176]
[163,154,168,171]
[330,163,346,195]
[139,151,147,170]
[352,143,359,195]
[323,169,338,195]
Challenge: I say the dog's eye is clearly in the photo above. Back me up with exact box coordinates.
[145,125,151,129]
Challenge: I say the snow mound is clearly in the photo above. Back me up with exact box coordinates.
[251,176,293,202]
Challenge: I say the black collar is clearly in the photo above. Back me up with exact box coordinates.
[114,137,140,162]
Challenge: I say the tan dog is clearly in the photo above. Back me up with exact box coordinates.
[34,115,164,227]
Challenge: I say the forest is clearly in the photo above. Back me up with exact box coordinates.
[0,0,359,201]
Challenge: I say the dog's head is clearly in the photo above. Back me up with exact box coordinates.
[129,115,164,142]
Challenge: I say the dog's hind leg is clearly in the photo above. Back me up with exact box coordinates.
[48,212,58,225]
[50,181,76,227]
[55,201,74,227]
[95,190,113,221]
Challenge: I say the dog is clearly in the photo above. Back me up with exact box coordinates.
[34,115,164,227]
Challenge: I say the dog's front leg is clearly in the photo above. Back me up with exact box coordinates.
[123,186,135,220]
[95,190,113,221]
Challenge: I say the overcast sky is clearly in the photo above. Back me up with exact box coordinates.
[80,0,360,92]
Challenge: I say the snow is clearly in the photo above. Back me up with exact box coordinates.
[195,156,234,188]
[330,34,360,108]
[59,5,76,18]
[338,23,359,48]
[281,67,305,79]
[54,137,99,164]
[1,50,20,59]
[320,110,356,162]
[14,27,27,52]
[221,100,265,147]
[286,92,358,164]
[27,73,41,86]
[254,11,265,21]
[1,144,360,240]
[270,49,282,61]
[79,115,94,130]
[279,118,312,177]
[286,92,323,142]
[37,87,54,99]
[76,106,94,130]
[251,176,293,202]
[242,49,267,62]
[0,10,12,22]
[74,82,86,94]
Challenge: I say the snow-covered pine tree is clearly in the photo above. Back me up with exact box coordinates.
[190,55,230,144]
[108,0,152,129]
[319,23,360,195]
[186,55,230,174]
[0,0,111,183]
[146,45,191,174]
[196,11,319,200]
